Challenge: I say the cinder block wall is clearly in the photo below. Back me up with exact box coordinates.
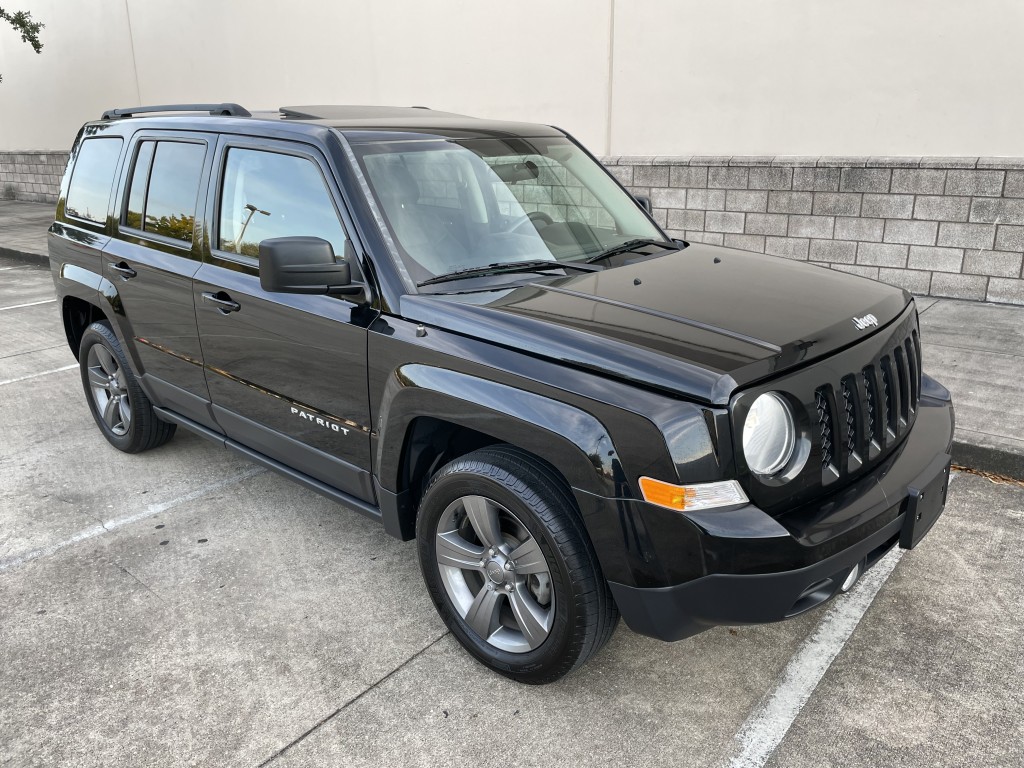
[0,152,69,203]
[606,156,1024,305]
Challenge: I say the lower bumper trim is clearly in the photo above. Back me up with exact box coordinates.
[609,513,904,642]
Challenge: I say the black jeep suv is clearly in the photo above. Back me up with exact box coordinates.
[48,103,954,683]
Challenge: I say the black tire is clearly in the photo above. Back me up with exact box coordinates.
[78,321,176,453]
[417,444,619,684]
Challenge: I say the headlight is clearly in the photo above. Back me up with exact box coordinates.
[742,392,796,476]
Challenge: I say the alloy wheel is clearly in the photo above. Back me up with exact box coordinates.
[86,343,132,436]
[434,494,554,653]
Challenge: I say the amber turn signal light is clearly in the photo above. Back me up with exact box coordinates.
[638,477,748,512]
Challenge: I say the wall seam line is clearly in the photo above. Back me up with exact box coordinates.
[605,0,616,157]
[123,0,142,104]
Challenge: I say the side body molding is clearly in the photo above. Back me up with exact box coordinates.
[374,364,625,538]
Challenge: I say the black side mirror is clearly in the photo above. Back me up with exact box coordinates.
[634,195,652,214]
[259,236,363,297]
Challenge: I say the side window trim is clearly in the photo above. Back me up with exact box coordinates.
[116,131,212,253]
[208,137,350,270]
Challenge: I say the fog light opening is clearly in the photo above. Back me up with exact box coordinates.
[840,562,863,593]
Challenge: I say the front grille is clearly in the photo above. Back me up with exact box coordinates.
[841,377,858,455]
[815,325,921,483]
[862,366,878,444]
[815,388,833,469]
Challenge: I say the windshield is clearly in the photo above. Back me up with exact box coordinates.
[351,136,666,288]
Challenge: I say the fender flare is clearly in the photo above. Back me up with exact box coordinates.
[57,262,143,366]
[375,364,624,502]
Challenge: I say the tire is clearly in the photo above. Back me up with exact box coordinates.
[416,444,619,684]
[78,321,176,453]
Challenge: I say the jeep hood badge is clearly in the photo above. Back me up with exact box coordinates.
[852,314,879,330]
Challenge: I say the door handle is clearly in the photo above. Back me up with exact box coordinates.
[109,261,137,279]
[201,291,241,313]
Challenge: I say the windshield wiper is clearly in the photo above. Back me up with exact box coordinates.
[584,238,681,264]
[417,259,594,287]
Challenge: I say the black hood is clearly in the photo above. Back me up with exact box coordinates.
[400,244,911,405]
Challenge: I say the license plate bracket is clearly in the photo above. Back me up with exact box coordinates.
[900,453,952,550]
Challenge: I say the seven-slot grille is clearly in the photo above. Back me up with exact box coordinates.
[815,328,922,483]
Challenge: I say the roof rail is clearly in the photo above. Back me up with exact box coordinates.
[100,103,251,120]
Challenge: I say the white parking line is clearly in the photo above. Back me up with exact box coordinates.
[0,298,56,311]
[726,548,903,767]
[0,467,266,573]
[0,364,77,387]
[726,473,958,767]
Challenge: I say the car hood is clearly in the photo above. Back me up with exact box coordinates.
[399,244,912,405]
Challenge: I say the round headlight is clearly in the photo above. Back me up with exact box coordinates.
[742,392,796,476]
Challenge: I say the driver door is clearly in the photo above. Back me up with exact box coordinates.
[194,136,377,502]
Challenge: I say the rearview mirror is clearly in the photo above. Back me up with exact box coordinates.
[259,237,363,296]
[490,160,541,184]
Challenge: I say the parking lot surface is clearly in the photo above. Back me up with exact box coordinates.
[1,255,1022,767]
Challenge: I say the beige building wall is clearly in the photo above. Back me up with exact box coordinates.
[611,0,1024,157]
[1,0,1022,156]
[0,0,613,152]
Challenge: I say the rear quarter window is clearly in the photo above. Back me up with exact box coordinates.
[65,137,123,224]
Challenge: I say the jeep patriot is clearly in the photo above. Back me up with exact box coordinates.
[48,104,955,683]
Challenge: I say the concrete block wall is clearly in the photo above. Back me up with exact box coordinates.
[0,152,69,203]
[606,156,1024,306]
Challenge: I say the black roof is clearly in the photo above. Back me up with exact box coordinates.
[96,103,564,142]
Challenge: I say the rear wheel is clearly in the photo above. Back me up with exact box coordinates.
[417,445,618,684]
[79,321,175,453]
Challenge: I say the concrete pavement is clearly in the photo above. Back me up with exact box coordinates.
[0,200,50,265]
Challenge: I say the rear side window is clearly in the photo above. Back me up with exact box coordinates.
[124,140,206,243]
[218,148,346,258]
[66,138,123,224]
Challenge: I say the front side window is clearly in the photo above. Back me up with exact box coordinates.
[218,148,347,259]
[353,136,664,286]
[124,140,205,243]
[66,137,123,224]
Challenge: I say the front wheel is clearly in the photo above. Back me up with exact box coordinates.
[417,445,618,684]
[79,321,176,453]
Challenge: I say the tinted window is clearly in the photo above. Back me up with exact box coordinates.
[66,138,123,224]
[219,148,346,258]
[143,142,205,242]
[125,141,155,230]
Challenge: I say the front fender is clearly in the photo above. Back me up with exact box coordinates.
[375,364,624,498]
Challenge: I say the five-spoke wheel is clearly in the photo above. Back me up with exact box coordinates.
[78,321,176,453]
[435,494,554,653]
[418,445,619,684]
[86,342,132,436]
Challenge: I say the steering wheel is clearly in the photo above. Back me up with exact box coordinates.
[503,210,554,233]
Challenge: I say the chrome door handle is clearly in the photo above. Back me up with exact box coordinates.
[109,262,137,279]
[201,291,241,313]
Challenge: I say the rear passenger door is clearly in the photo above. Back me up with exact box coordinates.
[104,132,218,430]
[193,136,377,502]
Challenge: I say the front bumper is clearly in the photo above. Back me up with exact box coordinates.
[588,376,954,642]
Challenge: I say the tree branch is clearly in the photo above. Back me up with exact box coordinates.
[0,6,45,84]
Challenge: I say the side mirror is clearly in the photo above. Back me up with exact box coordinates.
[258,236,363,297]
[633,195,652,214]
